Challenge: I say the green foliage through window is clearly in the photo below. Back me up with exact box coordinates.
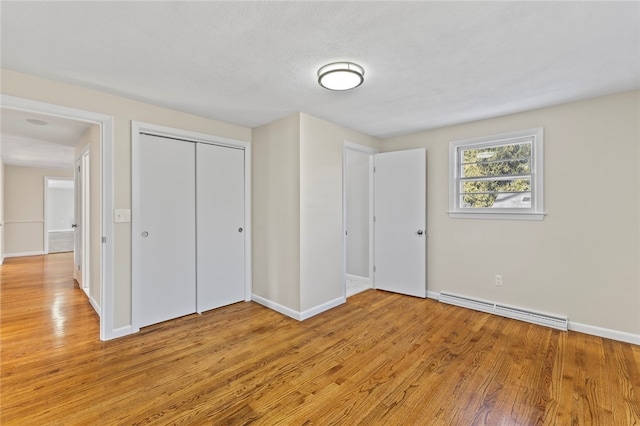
[459,142,532,208]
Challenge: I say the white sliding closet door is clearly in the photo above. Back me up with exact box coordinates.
[196,143,245,313]
[137,134,197,327]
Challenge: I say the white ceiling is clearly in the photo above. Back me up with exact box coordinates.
[1,1,638,141]
[1,108,92,168]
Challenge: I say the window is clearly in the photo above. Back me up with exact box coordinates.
[449,128,544,220]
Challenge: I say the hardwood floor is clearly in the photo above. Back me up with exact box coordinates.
[1,253,639,425]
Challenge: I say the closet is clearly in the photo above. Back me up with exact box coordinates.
[133,131,245,329]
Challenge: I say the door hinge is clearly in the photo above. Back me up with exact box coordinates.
[345,230,348,236]
[373,216,376,222]
[373,266,376,273]
[78,165,81,172]
[102,236,106,243]
[374,166,376,173]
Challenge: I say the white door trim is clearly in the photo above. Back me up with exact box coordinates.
[131,121,252,333]
[43,176,74,255]
[342,141,378,298]
[1,94,115,341]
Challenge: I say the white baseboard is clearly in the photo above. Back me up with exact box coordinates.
[346,274,370,285]
[251,294,346,321]
[434,291,639,345]
[569,321,640,346]
[109,325,134,340]
[4,251,45,258]
[88,296,101,318]
[252,294,301,320]
[426,290,439,300]
[300,296,345,321]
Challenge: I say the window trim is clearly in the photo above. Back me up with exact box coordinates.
[448,128,545,221]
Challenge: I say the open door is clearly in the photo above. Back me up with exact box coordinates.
[73,158,82,285]
[373,148,426,298]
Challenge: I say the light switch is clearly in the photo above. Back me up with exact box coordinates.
[114,209,131,223]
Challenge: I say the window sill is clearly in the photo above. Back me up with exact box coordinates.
[447,211,546,221]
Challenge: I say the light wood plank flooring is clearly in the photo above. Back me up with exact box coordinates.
[1,253,639,425]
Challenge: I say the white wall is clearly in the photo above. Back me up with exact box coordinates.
[47,184,74,231]
[299,113,380,312]
[1,69,251,329]
[4,166,74,255]
[345,149,370,278]
[252,113,380,317]
[382,90,640,337]
[252,114,301,312]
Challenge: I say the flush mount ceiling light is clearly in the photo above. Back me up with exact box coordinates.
[26,118,49,126]
[318,62,364,91]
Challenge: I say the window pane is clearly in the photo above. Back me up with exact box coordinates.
[462,159,530,178]
[461,178,531,194]
[462,141,531,164]
[462,192,532,208]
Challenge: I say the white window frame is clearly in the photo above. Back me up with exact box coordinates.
[448,128,545,221]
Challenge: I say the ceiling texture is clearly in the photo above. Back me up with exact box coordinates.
[1,1,639,168]
[1,108,92,168]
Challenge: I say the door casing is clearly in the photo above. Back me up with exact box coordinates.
[342,141,378,297]
[1,94,115,341]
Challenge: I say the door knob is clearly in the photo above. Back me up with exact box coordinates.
[238,227,243,233]
[417,229,424,235]
[71,224,77,228]
[141,231,149,238]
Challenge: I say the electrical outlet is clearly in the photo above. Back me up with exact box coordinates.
[495,275,503,286]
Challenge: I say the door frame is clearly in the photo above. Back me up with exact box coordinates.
[131,121,252,333]
[43,176,74,255]
[1,95,115,341]
[71,147,91,292]
[342,141,378,298]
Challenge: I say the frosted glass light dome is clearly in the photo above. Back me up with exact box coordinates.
[318,62,364,91]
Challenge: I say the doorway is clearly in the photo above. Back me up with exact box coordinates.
[343,142,377,297]
[343,144,428,300]
[0,94,114,340]
[44,177,75,255]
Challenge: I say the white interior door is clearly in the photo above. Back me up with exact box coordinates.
[73,158,82,284]
[135,134,197,328]
[374,148,426,298]
[81,151,90,292]
[196,143,245,313]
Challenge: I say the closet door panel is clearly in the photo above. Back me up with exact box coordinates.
[196,143,245,313]
[136,134,197,327]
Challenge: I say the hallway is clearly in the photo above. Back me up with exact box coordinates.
[0,253,98,342]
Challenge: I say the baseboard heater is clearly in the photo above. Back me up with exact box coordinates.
[439,291,568,331]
